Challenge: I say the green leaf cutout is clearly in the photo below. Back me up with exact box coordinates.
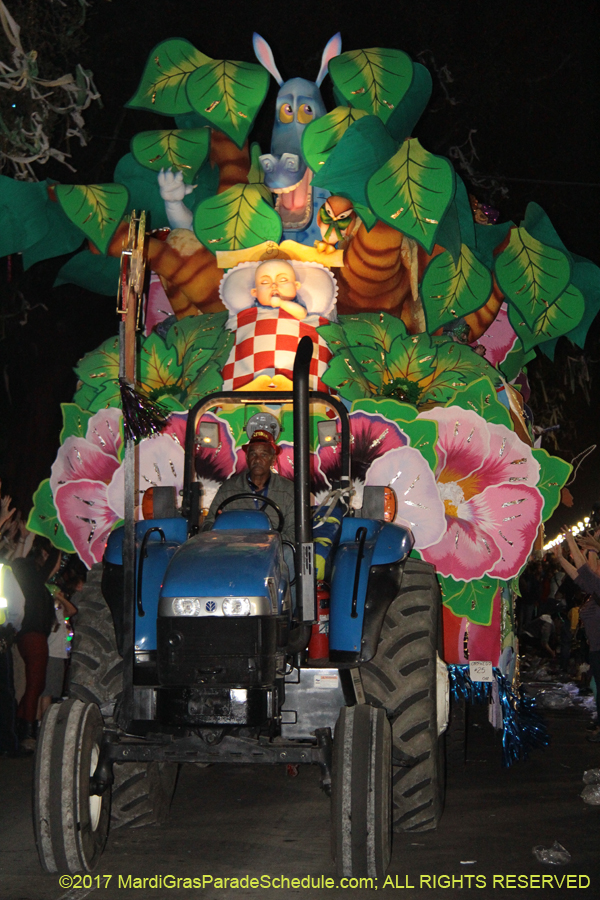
[54,184,128,255]
[384,62,433,143]
[507,282,585,353]
[131,128,210,183]
[247,143,265,185]
[59,404,93,444]
[311,116,397,212]
[138,333,183,397]
[367,138,455,252]
[55,250,121,296]
[444,377,513,428]
[320,315,499,410]
[439,574,499,626]
[193,183,281,253]
[186,60,269,149]
[420,245,493,332]
[27,479,76,555]
[494,227,571,329]
[497,344,536,383]
[328,49,414,124]
[302,106,369,172]
[532,448,572,522]
[126,39,211,115]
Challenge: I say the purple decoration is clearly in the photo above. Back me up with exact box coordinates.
[119,381,169,444]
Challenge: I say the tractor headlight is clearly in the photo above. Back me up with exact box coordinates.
[222,598,251,617]
[173,598,203,616]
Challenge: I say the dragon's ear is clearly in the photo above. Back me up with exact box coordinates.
[252,33,284,86]
[315,32,342,87]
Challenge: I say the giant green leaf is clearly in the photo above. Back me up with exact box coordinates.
[507,282,585,353]
[138,333,182,396]
[532,448,572,522]
[27,479,76,554]
[321,354,374,401]
[497,343,536,383]
[494,227,571,329]
[523,202,572,260]
[425,339,500,407]
[193,183,281,253]
[385,62,433,143]
[55,183,128,255]
[301,106,369,172]
[131,128,210,183]
[474,219,513,269]
[310,116,398,211]
[328,48,414,124]
[434,177,476,263]
[21,189,85,270]
[367,138,455,252]
[126,39,211,115]
[54,250,121,296]
[186,59,269,149]
[0,176,51,255]
[59,403,93,444]
[322,313,409,354]
[421,245,493,331]
[445,377,513,429]
[439,574,499,626]
[562,257,600,349]
[75,335,120,397]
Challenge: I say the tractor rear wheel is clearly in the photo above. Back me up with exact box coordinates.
[331,704,392,878]
[34,700,109,873]
[360,558,446,832]
[68,564,177,829]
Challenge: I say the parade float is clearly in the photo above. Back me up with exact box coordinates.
[3,32,599,763]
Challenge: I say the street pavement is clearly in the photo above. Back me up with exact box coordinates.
[1,704,599,900]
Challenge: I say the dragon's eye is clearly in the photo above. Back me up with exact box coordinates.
[279,103,293,124]
[297,104,314,125]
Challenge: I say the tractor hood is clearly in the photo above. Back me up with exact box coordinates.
[160,530,283,603]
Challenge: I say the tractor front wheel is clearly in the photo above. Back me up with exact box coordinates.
[331,704,392,878]
[34,699,109,873]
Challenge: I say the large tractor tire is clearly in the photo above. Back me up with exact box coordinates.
[68,564,177,830]
[445,697,468,767]
[34,700,109,873]
[331,704,392,878]
[360,558,446,833]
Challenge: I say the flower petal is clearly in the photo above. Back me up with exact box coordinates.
[483,422,540,489]
[469,483,544,578]
[418,407,489,483]
[365,447,446,549]
[318,410,407,485]
[84,407,123,458]
[54,480,118,568]
[470,303,517,367]
[421,513,502,580]
[50,437,120,495]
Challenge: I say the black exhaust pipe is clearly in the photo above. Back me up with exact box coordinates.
[292,336,316,624]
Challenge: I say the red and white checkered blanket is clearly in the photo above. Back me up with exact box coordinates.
[221,307,332,391]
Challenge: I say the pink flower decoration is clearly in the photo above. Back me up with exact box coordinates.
[470,303,517,367]
[51,408,123,569]
[364,446,446,548]
[417,407,543,581]
[276,442,328,498]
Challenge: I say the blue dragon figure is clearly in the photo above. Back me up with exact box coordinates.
[253,32,341,245]
[158,33,342,246]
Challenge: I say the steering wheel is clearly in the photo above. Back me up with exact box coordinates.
[215,493,285,533]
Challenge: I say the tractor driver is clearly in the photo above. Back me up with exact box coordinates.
[202,429,295,543]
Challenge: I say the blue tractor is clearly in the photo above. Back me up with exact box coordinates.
[33,337,448,877]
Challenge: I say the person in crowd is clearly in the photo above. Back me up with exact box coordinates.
[38,588,77,719]
[0,558,28,756]
[554,530,600,740]
[11,538,61,748]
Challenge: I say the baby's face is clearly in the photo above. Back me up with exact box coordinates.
[251,261,299,305]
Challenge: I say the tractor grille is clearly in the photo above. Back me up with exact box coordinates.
[156,615,288,686]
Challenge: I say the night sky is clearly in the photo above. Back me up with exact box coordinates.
[1,0,598,536]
